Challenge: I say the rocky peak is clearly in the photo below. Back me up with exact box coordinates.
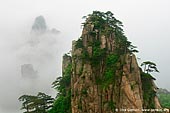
[61,11,162,113]
[31,15,60,35]
[32,16,47,34]
[62,54,72,76]
[21,64,37,78]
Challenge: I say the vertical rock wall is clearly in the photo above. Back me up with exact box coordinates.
[71,23,145,113]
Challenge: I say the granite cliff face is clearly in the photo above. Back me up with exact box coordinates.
[62,11,161,113]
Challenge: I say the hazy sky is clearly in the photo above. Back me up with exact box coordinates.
[0,0,170,113]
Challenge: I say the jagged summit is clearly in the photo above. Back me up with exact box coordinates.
[49,11,163,113]
[31,15,59,35]
[70,11,162,113]
[32,15,47,34]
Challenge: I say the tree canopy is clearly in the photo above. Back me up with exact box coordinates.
[18,92,54,113]
[141,61,159,74]
[48,64,72,113]
[82,11,138,55]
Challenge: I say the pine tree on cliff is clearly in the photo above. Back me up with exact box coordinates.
[19,92,54,113]
[48,54,72,113]
[141,61,159,74]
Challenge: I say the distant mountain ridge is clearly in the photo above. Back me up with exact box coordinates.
[157,88,170,94]
[157,88,170,108]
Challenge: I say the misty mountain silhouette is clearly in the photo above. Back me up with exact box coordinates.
[32,16,47,34]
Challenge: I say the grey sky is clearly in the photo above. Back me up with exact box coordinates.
[0,0,170,113]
